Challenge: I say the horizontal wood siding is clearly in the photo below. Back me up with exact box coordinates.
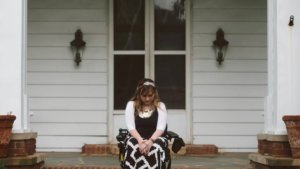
[37,136,107,152]
[27,0,108,152]
[191,0,267,152]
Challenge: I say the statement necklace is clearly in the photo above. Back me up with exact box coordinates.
[139,106,154,118]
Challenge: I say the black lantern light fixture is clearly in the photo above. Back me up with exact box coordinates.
[70,29,86,66]
[213,28,229,65]
[289,15,294,26]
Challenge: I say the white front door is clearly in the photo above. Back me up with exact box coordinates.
[110,0,191,143]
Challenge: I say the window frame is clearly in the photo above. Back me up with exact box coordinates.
[109,0,191,113]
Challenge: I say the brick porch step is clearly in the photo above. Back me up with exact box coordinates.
[40,152,251,169]
[81,144,219,156]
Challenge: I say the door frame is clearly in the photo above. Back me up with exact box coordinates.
[108,0,191,144]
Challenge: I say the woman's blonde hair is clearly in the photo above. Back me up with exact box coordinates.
[130,78,160,116]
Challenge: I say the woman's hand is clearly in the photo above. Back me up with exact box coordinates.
[137,138,154,155]
[138,140,147,154]
[142,139,154,155]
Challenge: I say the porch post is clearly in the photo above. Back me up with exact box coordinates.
[0,0,28,132]
[250,1,300,167]
[265,0,300,134]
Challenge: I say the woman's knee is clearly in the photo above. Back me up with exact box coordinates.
[126,137,138,147]
[154,137,167,145]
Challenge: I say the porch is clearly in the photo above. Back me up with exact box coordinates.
[41,152,251,169]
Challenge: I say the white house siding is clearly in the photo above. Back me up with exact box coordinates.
[191,0,267,152]
[27,0,108,152]
[26,0,267,152]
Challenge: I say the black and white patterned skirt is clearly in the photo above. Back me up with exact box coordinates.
[124,137,169,169]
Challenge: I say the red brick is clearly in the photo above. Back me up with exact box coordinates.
[81,144,111,155]
[185,144,218,155]
[258,139,268,154]
[7,138,37,157]
[268,141,292,157]
[0,144,9,158]
[257,138,292,157]
[25,139,36,155]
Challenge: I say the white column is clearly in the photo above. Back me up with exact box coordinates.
[265,0,300,134]
[0,0,28,131]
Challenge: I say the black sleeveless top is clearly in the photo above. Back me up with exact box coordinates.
[135,109,158,139]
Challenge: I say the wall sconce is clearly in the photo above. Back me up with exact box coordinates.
[213,28,229,65]
[70,29,86,66]
[289,15,294,26]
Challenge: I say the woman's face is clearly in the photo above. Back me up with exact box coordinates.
[140,91,155,106]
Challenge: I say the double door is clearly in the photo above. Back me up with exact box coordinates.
[112,0,190,142]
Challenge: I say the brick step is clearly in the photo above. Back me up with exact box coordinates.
[81,144,218,156]
[38,152,251,169]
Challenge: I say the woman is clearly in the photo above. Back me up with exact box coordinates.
[124,78,169,169]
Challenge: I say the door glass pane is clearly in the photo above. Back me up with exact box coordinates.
[155,55,185,109]
[114,0,145,50]
[114,55,145,109]
[154,0,185,50]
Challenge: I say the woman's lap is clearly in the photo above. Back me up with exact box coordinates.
[124,137,169,169]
